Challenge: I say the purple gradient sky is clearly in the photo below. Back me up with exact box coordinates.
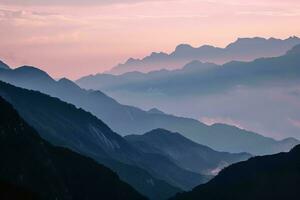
[0,0,300,79]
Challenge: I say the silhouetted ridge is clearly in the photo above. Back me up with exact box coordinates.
[290,144,300,154]
[0,96,146,200]
[108,36,300,74]
[170,144,300,200]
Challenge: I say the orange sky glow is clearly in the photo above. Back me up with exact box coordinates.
[0,0,300,79]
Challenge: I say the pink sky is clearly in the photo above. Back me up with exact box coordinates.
[0,0,300,79]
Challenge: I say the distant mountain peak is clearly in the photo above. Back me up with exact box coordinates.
[175,44,193,51]
[148,108,165,115]
[150,52,168,57]
[127,57,139,63]
[145,128,176,135]
[142,129,185,141]
[226,37,269,48]
[15,66,53,79]
[287,35,300,40]
[199,44,217,49]
[182,60,218,71]
[58,77,81,89]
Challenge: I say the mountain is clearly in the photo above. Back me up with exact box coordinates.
[0,63,297,156]
[0,81,210,199]
[0,96,146,200]
[77,44,300,95]
[76,62,218,91]
[147,108,165,115]
[170,144,300,200]
[125,129,252,175]
[0,60,10,69]
[76,44,300,141]
[0,180,38,200]
[108,36,300,74]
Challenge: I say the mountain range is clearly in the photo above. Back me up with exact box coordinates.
[1,36,300,200]
[170,144,300,200]
[1,80,205,200]
[0,65,297,155]
[108,36,300,74]
[76,44,300,140]
[125,129,251,175]
[0,96,146,200]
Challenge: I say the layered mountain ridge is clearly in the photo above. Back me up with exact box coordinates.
[76,44,300,141]
[0,80,207,200]
[0,96,146,200]
[0,64,297,156]
[108,36,300,74]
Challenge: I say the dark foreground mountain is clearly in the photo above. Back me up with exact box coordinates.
[125,129,251,175]
[0,65,297,155]
[170,144,300,200]
[108,36,300,74]
[0,96,146,200]
[0,81,207,199]
[0,180,38,200]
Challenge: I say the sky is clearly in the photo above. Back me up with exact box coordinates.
[0,0,300,79]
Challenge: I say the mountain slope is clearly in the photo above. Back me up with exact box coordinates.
[0,180,38,200]
[125,129,251,175]
[170,144,300,200]
[0,60,10,69]
[0,96,146,200]
[0,81,207,199]
[108,36,300,74]
[0,64,297,155]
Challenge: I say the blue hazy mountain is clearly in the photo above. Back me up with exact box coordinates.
[77,62,218,91]
[0,64,298,156]
[125,129,251,175]
[170,144,300,200]
[76,44,300,141]
[108,36,300,74]
[77,44,300,94]
[0,81,214,200]
[0,96,146,200]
